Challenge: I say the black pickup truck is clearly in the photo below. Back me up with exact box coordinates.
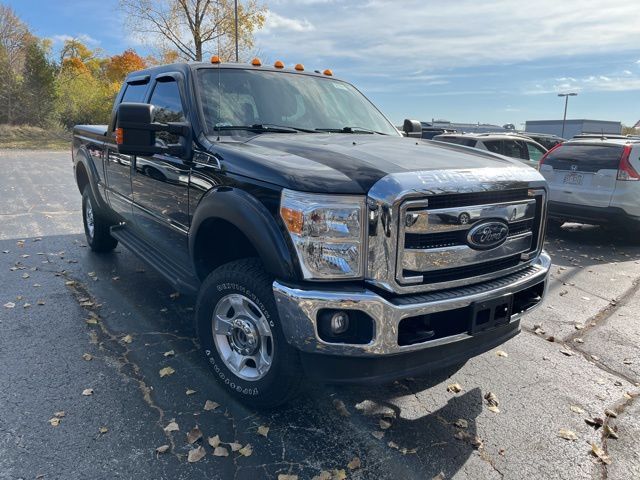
[72,59,551,407]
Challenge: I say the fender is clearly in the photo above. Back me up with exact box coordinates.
[74,147,110,213]
[189,187,298,282]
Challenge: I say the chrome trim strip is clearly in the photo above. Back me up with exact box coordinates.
[273,251,551,357]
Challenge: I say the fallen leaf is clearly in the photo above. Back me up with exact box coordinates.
[163,350,175,357]
[623,359,633,365]
[484,392,499,407]
[48,417,61,426]
[487,405,500,414]
[495,350,508,358]
[159,366,175,378]
[332,470,347,480]
[257,425,269,437]
[187,426,203,444]
[23,303,31,308]
[388,440,399,449]
[347,457,361,470]
[604,409,618,418]
[371,431,385,440]
[534,327,546,335]
[82,353,93,361]
[164,421,179,433]
[156,445,170,454]
[88,272,96,277]
[112,276,120,281]
[54,411,65,418]
[454,418,468,429]
[82,388,94,396]
[590,443,611,465]
[121,334,133,344]
[98,426,108,434]
[604,424,619,439]
[558,429,577,441]
[379,419,392,430]
[311,472,332,480]
[570,405,585,415]
[204,400,219,411]
[278,475,298,480]
[333,399,350,417]
[447,383,463,393]
[3,302,15,309]
[432,473,446,480]
[187,446,206,463]
[22,273,30,279]
[36,299,45,305]
[239,444,253,457]
[213,446,229,457]
[185,389,196,395]
[581,296,591,301]
[85,318,98,325]
[169,292,180,300]
[208,435,221,448]
[585,417,604,429]
[559,348,573,356]
[229,442,242,452]
[574,324,584,330]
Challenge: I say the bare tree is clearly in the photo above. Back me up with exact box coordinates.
[0,4,30,73]
[119,0,266,62]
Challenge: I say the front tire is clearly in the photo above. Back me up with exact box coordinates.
[196,259,302,408]
[82,187,118,253]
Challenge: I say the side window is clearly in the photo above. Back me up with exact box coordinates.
[149,79,186,145]
[503,140,528,159]
[483,140,502,154]
[526,142,546,163]
[122,82,148,103]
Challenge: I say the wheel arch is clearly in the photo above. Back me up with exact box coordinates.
[189,188,298,282]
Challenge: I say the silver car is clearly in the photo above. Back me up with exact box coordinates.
[539,138,640,227]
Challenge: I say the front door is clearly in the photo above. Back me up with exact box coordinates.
[130,76,191,267]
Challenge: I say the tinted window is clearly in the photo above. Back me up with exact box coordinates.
[525,142,546,163]
[544,144,624,172]
[122,82,149,103]
[149,79,185,144]
[502,140,529,160]
[483,140,502,154]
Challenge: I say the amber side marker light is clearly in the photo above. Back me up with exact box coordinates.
[295,63,304,71]
[274,60,285,69]
[280,206,303,234]
[115,128,124,145]
[210,55,221,64]
[323,69,333,76]
[251,57,262,66]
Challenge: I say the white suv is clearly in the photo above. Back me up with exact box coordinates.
[539,138,640,226]
[433,133,548,167]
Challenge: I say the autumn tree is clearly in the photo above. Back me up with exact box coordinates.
[20,39,56,126]
[104,49,146,83]
[0,5,31,123]
[119,0,266,62]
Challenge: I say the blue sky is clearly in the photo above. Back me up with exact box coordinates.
[7,0,640,127]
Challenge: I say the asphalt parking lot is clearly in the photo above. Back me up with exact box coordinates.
[1,150,639,480]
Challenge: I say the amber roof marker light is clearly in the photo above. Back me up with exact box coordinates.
[210,55,221,64]
[323,69,333,76]
[274,60,285,69]
[295,63,304,71]
[251,57,262,66]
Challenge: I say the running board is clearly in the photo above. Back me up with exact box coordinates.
[110,225,200,295]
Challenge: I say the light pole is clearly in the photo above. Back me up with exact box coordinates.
[234,0,239,62]
[558,92,577,138]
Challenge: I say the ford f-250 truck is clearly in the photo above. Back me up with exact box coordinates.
[72,58,550,407]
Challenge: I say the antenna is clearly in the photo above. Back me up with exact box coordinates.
[216,62,222,142]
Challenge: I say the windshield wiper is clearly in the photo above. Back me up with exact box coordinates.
[214,124,316,134]
[315,126,388,135]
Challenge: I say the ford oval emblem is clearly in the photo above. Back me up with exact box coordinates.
[467,221,509,250]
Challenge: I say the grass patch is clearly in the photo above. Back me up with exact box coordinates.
[0,124,71,150]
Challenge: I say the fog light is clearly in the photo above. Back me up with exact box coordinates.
[330,311,350,334]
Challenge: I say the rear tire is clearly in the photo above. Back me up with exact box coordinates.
[82,187,118,253]
[196,258,303,408]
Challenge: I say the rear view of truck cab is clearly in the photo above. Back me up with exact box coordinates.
[539,138,640,227]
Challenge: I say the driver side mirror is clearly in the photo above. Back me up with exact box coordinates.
[403,119,423,138]
[115,102,191,158]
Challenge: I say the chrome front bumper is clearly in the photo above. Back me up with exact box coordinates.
[273,251,551,357]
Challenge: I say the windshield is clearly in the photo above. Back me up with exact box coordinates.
[196,68,400,137]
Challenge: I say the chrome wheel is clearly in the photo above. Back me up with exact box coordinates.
[212,293,273,381]
[85,197,95,239]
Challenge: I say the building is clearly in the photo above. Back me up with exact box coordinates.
[633,120,640,132]
[525,119,621,139]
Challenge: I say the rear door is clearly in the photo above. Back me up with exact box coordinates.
[539,143,623,207]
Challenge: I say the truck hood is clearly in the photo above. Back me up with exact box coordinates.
[213,133,539,194]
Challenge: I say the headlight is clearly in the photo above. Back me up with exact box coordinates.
[280,189,365,280]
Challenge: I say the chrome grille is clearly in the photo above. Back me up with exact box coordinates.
[397,193,545,288]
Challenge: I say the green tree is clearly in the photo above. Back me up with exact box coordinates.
[20,39,56,126]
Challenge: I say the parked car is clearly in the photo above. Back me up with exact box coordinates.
[72,60,550,407]
[517,132,565,150]
[539,138,640,227]
[433,133,548,166]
